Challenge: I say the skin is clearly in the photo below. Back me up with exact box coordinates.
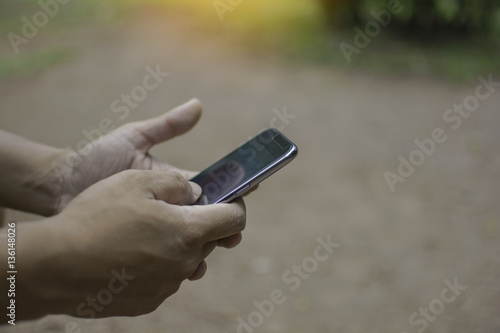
[0,99,247,322]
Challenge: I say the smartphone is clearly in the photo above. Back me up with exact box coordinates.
[190,128,298,205]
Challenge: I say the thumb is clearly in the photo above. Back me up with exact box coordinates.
[132,170,202,205]
[131,98,202,149]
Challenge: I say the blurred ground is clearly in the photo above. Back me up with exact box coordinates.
[1,4,500,333]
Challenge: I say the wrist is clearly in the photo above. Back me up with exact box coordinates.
[16,216,72,319]
[0,131,71,216]
[29,148,70,216]
[0,148,67,217]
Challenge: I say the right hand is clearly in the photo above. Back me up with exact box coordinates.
[17,170,246,319]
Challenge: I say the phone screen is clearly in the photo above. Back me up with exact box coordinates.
[191,129,296,204]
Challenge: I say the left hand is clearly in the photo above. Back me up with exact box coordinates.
[55,99,202,211]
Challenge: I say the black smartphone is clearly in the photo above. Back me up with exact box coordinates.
[190,128,298,205]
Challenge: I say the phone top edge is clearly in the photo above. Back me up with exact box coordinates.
[214,142,298,204]
[191,128,296,180]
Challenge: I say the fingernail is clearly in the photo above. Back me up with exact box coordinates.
[171,99,202,116]
[185,98,202,110]
[190,182,202,198]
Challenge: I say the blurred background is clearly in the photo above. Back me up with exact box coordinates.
[1,0,499,332]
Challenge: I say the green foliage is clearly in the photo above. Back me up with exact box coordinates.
[320,0,500,34]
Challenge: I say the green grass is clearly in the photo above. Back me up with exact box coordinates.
[0,47,75,81]
[0,0,129,82]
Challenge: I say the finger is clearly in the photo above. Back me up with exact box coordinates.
[188,260,207,281]
[181,197,246,243]
[217,232,243,249]
[132,98,202,148]
[136,170,201,205]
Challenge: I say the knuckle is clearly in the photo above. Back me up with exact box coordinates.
[166,171,190,191]
[168,283,182,295]
[234,210,247,232]
[181,225,204,248]
[135,300,163,316]
[166,170,185,183]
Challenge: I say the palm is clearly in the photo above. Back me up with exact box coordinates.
[58,100,201,209]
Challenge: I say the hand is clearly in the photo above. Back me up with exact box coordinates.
[16,169,246,320]
[55,99,202,212]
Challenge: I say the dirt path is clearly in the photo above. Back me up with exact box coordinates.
[1,9,499,333]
